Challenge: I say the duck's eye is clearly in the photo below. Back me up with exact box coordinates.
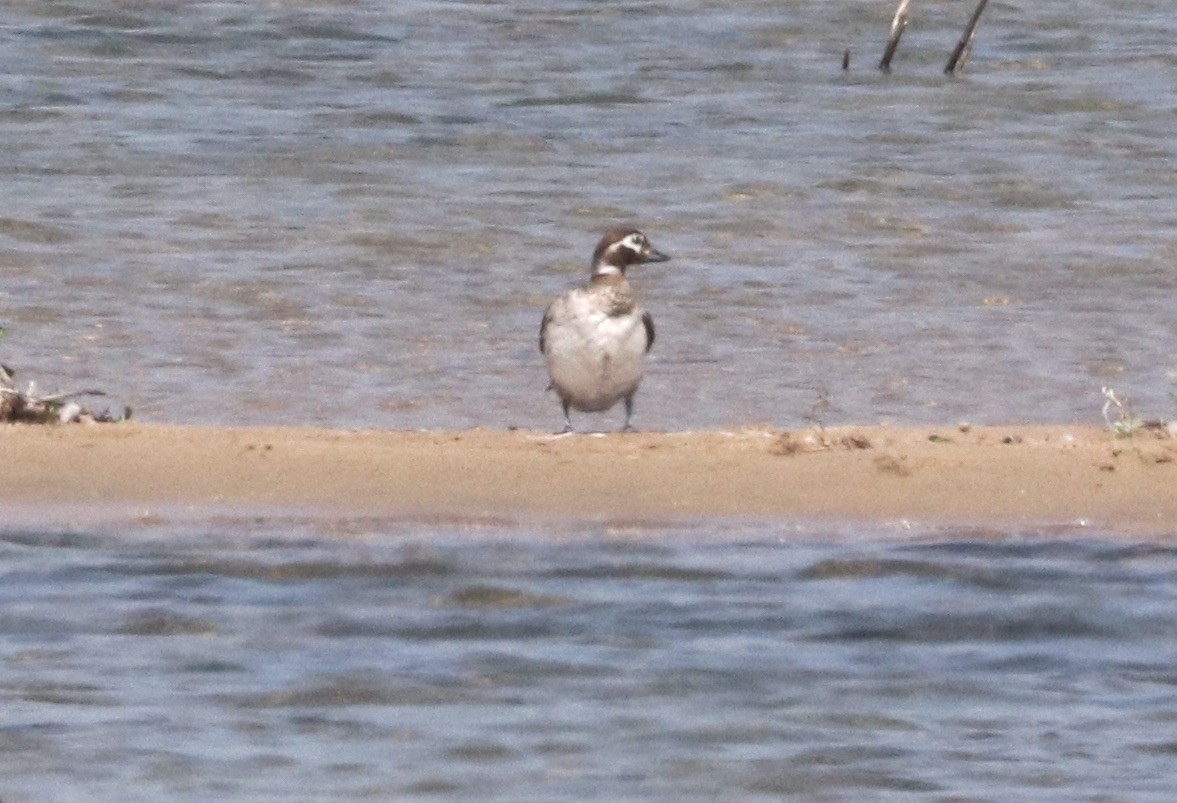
[622,234,646,251]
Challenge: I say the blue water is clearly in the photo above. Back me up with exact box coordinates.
[1,0,1176,429]
[0,519,1175,800]
[4,2,1177,798]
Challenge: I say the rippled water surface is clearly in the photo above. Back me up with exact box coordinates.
[0,520,1176,800]
[6,6,1177,797]
[1,0,1175,429]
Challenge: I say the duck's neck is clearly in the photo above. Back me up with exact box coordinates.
[590,264,625,285]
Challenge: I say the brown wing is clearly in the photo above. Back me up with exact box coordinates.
[539,306,553,354]
[642,311,655,352]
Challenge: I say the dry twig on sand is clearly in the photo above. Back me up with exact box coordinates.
[0,385,125,424]
[0,329,129,424]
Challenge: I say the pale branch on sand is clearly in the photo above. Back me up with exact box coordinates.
[0,385,127,424]
[878,0,912,72]
[0,359,128,425]
[945,0,990,75]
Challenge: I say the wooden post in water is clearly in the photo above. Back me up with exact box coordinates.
[945,0,990,74]
[879,0,912,72]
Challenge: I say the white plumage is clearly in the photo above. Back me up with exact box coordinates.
[539,228,670,433]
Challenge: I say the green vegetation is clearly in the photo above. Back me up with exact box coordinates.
[1100,374,1177,439]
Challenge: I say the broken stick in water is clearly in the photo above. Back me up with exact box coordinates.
[945,0,990,74]
[878,0,912,72]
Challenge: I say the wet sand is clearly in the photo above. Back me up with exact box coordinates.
[2,423,1176,533]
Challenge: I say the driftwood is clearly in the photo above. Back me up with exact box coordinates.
[878,0,912,72]
[0,384,125,424]
[0,346,128,424]
[945,0,990,74]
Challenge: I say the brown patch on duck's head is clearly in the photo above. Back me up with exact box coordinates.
[591,228,670,277]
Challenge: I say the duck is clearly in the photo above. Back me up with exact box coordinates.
[539,228,670,433]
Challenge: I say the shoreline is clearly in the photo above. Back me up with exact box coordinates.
[2,422,1177,534]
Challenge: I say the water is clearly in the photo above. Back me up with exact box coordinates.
[5,4,1177,798]
[0,0,1175,430]
[0,518,1174,800]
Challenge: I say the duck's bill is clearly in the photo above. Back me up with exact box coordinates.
[644,248,671,263]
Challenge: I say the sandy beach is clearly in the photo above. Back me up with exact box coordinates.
[2,423,1176,533]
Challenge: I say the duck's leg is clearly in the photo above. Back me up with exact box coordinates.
[558,400,573,434]
[621,395,636,433]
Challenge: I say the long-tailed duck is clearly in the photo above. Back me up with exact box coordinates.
[539,228,670,433]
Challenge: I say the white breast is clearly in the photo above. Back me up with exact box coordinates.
[542,289,650,413]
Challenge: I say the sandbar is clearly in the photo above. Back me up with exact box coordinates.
[2,423,1176,534]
